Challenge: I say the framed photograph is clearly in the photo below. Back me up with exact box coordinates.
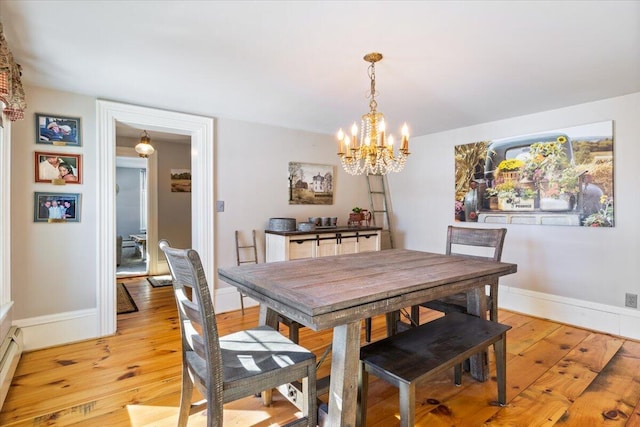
[35,113,81,146]
[288,162,334,205]
[34,152,82,184]
[34,192,81,223]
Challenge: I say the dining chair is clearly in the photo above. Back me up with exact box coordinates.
[413,225,507,325]
[159,240,317,427]
[235,229,304,343]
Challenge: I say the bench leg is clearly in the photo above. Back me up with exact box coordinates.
[357,362,369,427]
[495,334,507,405]
[454,363,462,385]
[398,382,415,427]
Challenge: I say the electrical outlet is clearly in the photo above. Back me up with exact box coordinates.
[216,200,224,212]
[625,293,638,308]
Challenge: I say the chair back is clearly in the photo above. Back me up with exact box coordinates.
[158,240,223,406]
[445,226,507,262]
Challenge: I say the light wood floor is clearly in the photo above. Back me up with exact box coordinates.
[2,276,639,426]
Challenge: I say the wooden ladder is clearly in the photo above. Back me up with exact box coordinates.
[366,174,395,249]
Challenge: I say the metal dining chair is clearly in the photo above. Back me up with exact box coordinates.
[159,240,317,427]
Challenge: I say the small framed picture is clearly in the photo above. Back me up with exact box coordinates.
[35,113,81,146]
[34,192,81,223]
[34,152,82,184]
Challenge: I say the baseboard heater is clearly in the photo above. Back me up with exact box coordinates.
[0,327,23,409]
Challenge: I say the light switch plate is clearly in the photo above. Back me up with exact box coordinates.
[216,201,224,212]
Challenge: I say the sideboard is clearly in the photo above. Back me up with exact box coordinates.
[265,226,382,262]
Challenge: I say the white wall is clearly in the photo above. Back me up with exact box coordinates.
[388,92,640,339]
[156,139,192,251]
[9,86,371,350]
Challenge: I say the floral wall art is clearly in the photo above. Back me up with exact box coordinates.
[454,121,614,227]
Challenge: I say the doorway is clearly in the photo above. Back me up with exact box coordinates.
[96,100,215,337]
[115,152,148,278]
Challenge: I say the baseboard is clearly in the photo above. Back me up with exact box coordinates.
[215,286,258,314]
[13,309,98,351]
[500,285,640,341]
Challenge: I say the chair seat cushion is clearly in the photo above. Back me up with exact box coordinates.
[220,325,315,383]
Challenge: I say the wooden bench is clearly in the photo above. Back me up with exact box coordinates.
[358,312,511,427]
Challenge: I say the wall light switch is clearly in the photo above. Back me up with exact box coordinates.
[216,201,225,212]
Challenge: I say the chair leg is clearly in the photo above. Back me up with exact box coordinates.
[239,291,245,315]
[357,362,369,427]
[289,322,300,344]
[399,382,416,427]
[302,364,318,426]
[365,318,372,342]
[178,365,194,427]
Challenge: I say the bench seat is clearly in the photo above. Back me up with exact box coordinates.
[358,312,511,427]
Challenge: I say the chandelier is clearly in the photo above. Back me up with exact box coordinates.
[337,52,409,176]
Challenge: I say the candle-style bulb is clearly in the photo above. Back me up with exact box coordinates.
[337,128,344,141]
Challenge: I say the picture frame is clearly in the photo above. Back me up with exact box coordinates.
[288,162,334,205]
[171,169,192,192]
[454,120,614,227]
[34,192,81,223]
[34,152,82,184]
[35,113,82,146]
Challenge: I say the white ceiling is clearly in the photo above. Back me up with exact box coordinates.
[1,1,639,138]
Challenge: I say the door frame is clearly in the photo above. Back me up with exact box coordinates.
[96,100,214,336]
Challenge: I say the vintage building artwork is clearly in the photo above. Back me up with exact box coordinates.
[288,162,334,205]
[454,121,614,227]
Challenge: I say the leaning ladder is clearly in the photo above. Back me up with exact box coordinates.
[366,174,395,250]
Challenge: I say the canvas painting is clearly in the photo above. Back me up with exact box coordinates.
[288,162,334,205]
[171,169,191,192]
[454,121,614,227]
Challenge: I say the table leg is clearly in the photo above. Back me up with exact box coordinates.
[258,305,280,405]
[328,321,361,427]
[467,287,489,381]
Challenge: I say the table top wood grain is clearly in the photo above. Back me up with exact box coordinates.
[218,249,517,331]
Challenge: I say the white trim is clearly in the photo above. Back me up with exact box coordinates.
[500,285,640,341]
[96,100,215,337]
[0,114,11,321]
[214,286,258,314]
[14,309,98,351]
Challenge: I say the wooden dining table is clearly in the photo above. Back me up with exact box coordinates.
[218,248,517,427]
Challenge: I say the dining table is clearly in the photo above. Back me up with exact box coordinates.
[218,248,517,427]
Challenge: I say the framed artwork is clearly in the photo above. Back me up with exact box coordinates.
[288,162,334,205]
[35,113,81,146]
[34,192,81,223]
[34,152,82,184]
[171,169,192,192]
[454,120,614,227]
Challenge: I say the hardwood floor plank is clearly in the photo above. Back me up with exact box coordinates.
[554,340,640,426]
[1,277,639,427]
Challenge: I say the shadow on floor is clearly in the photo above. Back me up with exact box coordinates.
[117,246,147,277]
